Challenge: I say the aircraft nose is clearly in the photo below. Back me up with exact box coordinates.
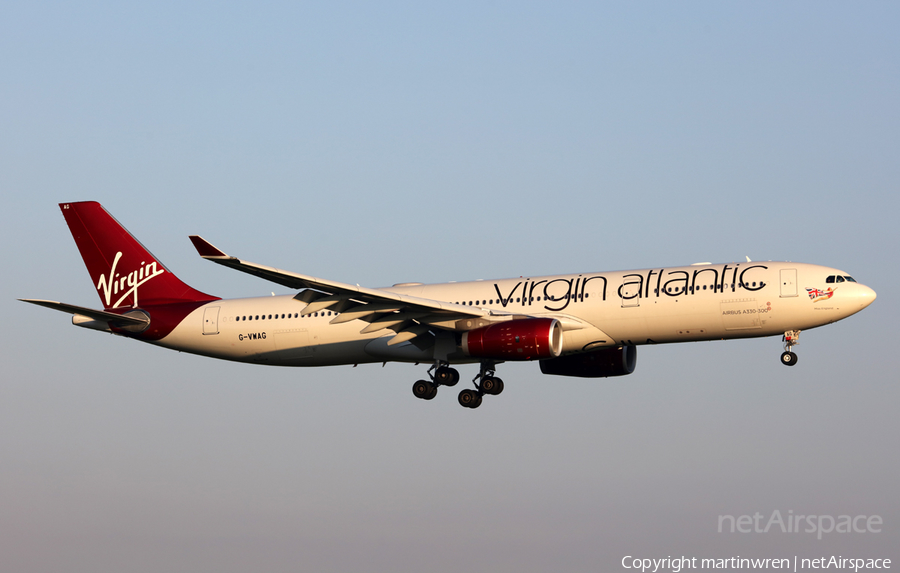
[858,284,877,309]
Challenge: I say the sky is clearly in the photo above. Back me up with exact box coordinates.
[1,2,898,571]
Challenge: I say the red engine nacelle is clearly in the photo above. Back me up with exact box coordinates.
[539,345,637,378]
[462,318,563,361]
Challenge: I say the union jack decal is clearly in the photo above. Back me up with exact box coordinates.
[806,287,836,303]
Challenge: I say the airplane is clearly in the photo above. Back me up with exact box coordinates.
[22,201,877,409]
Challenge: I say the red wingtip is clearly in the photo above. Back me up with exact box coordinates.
[189,235,228,258]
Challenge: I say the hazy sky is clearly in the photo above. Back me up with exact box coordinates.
[2,2,898,571]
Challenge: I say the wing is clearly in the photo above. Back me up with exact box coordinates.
[189,236,497,347]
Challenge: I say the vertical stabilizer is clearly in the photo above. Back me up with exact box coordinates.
[60,202,218,309]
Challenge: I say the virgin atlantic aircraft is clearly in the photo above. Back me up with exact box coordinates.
[22,202,876,409]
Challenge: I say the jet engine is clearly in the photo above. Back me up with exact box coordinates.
[539,345,637,378]
[462,318,563,361]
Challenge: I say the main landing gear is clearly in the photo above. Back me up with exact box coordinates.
[411,360,504,409]
[781,330,800,366]
[412,362,459,401]
[458,361,504,409]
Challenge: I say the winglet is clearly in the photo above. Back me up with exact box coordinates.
[189,235,229,259]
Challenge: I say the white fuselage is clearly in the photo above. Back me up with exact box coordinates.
[153,261,875,367]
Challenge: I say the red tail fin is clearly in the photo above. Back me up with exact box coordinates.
[60,202,218,309]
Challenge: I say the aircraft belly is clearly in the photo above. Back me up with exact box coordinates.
[591,292,810,345]
[557,323,617,353]
[592,298,728,345]
[364,337,434,362]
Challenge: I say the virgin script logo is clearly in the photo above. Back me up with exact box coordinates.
[96,251,165,308]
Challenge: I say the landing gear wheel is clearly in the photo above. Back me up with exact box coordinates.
[413,380,437,400]
[435,366,460,387]
[780,351,798,367]
[458,388,482,408]
[481,376,504,396]
[781,330,800,367]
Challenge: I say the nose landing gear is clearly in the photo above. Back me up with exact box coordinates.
[781,330,800,366]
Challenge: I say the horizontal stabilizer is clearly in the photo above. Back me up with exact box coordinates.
[19,299,150,326]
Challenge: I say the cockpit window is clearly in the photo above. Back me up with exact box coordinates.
[827,274,858,284]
